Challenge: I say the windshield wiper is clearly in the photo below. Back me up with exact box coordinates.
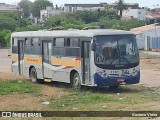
[120,55,131,64]
[109,57,117,65]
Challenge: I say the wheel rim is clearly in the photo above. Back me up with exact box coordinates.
[74,76,80,87]
[31,71,36,82]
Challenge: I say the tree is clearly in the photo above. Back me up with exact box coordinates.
[115,0,128,18]
[0,13,17,31]
[0,30,11,47]
[103,3,110,12]
[18,0,33,17]
[31,0,53,17]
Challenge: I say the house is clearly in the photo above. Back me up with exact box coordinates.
[64,3,139,13]
[40,6,64,22]
[122,8,147,20]
[146,12,160,23]
[0,3,22,13]
[130,24,160,51]
[64,4,103,13]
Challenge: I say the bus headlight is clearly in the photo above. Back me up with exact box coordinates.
[97,71,108,78]
[102,73,108,78]
[132,69,138,76]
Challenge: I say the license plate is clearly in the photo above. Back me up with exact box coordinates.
[117,78,125,82]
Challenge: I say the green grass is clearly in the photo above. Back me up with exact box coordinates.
[0,80,41,95]
[50,86,160,111]
[50,87,128,110]
[0,79,159,112]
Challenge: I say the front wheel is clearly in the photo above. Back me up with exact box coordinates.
[71,72,81,89]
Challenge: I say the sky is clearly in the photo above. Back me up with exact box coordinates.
[0,0,160,9]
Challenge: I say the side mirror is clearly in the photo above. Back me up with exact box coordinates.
[91,42,96,51]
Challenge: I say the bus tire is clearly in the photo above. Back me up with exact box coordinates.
[30,67,44,84]
[109,85,119,89]
[72,72,81,89]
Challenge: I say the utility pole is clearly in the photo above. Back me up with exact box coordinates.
[17,5,21,29]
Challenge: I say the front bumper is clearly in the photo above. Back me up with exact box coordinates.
[94,72,140,86]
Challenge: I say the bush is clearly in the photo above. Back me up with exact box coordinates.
[0,30,11,47]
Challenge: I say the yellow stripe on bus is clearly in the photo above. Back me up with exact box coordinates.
[24,57,42,64]
[51,58,81,67]
[11,55,18,62]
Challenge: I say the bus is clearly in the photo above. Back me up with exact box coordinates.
[11,29,140,89]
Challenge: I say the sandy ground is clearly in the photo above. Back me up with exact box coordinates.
[0,49,160,87]
[0,49,25,80]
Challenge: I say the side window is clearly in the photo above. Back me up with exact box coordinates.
[31,38,40,46]
[31,38,41,55]
[25,38,30,45]
[66,38,80,57]
[24,38,32,54]
[12,38,18,54]
[54,38,65,46]
[70,38,80,47]
[53,38,65,57]
[52,37,80,57]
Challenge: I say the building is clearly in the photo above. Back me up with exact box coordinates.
[64,3,139,13]
[0,3,22,13]
[146,12,160,23]
[105,3,139,10]
[64,4,103,13]
[122,8,146,20]
[40,6,64,22]
[130,24,160,50]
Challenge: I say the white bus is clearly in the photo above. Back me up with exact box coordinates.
[11,29,140,89]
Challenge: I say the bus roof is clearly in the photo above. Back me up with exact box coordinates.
[11,29,134,38]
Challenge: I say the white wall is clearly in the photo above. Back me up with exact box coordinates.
[40,9,64,22]
[0,4,17,10]
[143,27,160,50]
[64,5,103,13]
[123,8,146,20]
[136,33,145,49]
[64,6,70,12]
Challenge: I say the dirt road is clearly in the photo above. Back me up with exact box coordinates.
[0,49,24,80]
[0,49,160,87]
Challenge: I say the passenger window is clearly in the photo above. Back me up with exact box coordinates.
[66,38,79,47]
[25,38,30,45]
[66,38,80,57]
[12,38,17,46]
[12,38,18,54]
[54,38,64,46]
[31,38,40,46]
[53,38,65,57]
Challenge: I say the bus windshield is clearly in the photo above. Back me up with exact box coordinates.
[94,35,139,69]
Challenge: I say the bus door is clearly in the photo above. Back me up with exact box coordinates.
[18,40,24,75]
[42,41,52,78]
[82,41,91,85]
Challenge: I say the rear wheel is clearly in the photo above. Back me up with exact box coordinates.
[71,72,81,89]
[30,67,44,84]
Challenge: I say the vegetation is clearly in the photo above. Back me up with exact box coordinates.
[18,0,33,17]
[31,0,53,17]
[0,30,11,47]
[43,11,145,30]
[0,80,40,95]
[115,0,128,18]
[0,0,147,47]
[50,86,160,111]
[0,12,31,47]
[0,78,159,112]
